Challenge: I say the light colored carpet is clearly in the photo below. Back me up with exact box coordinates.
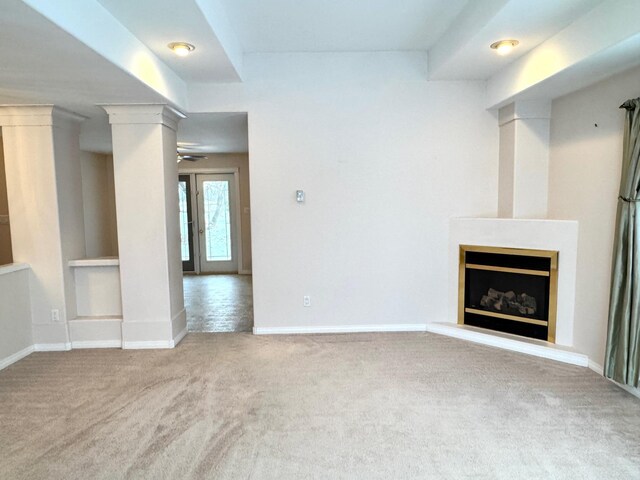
[1,332,639,479]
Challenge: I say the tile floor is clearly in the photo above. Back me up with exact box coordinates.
[183,274,253,333]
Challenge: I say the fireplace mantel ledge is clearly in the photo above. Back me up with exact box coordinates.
[426,322,588,367]
[453,217,577,223]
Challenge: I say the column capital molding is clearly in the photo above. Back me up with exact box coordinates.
[100,104,186,131]
[498,100,552,126]
[0,105,86,127]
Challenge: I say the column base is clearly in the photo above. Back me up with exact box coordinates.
[32,323,71,351]
[122,309,187,349]
[69,317,123,349]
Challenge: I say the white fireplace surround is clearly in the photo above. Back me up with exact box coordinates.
[448,217,579,348]
[435,101,585,367]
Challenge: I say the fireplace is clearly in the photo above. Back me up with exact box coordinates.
[458,245,558,343]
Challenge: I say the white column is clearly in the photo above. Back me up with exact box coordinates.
[0,105,87,348]
[102,104,186,348]
[498,101,551,219]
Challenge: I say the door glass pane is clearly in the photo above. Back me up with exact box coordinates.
[178,181,190,261]
[203,180,232,261]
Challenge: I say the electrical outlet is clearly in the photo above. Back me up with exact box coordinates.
[303,296,311,307]
[51,309,60,322]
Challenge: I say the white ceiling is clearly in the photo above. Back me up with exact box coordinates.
[96,0,241,82]
[0,0,636,153]
[89,0,608,82]
[0,0,166,118]
[428,0,603,79]
[220,0,468,52]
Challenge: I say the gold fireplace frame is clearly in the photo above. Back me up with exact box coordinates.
[458,245,559,343]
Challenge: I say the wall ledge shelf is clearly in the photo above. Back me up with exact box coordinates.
[69,257,119,268]
[71,316,123,322]
[0,263,30,275]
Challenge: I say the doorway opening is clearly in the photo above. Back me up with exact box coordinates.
[179,170,246,274]
[0,132,13,266]
[177,113,253,333]
[178,174,195,272]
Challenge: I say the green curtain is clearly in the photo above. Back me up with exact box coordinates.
[605,98,640,387]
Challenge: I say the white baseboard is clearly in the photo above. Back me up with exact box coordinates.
[253,324,428,335]
[0,345,35,370]
[39,328,185,350]
[595,362,640,399]
[172,309,186,323]
[616,382,640,399]
[173,326,188,346]
[68,317,122,349]
[426,322,589,367]
[71,340,122,349]
[122,340,174,349]
[34,342,72,352]
[588,359,604,375]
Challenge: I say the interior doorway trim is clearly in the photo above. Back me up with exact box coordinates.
[180,168,244,275]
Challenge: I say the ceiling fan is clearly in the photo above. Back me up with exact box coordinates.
[177,142,208,162]
[177,151,207,162]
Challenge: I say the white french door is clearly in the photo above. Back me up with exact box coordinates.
[196,173,238,273]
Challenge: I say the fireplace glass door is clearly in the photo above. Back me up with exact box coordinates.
[459,246,558,342]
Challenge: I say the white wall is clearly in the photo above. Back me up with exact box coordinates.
[0,264,33,368]
[54,121,88,325]
[72,262,122,317]
[1,107,83,345]
[162,122,186,337]
[498,121,515,218]
[80,152,118,258]
[69,259,123,348]
[190,52,499,331]
[548,64,640,367]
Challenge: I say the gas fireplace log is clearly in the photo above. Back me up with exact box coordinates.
[479,288,537,316]
[480,295,495,308]
[487,288,501,300]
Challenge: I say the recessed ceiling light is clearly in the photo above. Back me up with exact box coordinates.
[168,42,195,57]
[490,39,519,55]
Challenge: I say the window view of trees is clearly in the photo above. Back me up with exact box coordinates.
[202,181,232,261]
[178,181,190,261]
